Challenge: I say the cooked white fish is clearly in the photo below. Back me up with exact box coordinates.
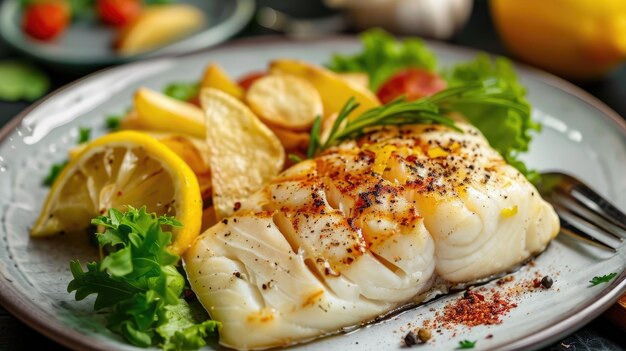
[184,123,559,350]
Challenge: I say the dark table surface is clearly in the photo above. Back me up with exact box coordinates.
[0,0,625,350]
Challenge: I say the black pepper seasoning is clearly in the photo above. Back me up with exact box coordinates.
[541,276,553,288]
[404,331,419,347]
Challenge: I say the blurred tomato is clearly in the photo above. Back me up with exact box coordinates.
[238,72,266,90]
[23,2,70,41]
[97,0,142,27]
[377,68,446,104]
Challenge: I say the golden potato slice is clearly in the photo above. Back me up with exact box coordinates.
[245,74,322,131]
[133,87,205,138]
[116,4,206,55]
[201,64,244,100]
[270,59,380,118]
[269,125,311,153]
[200,88,285,220]
[338,73,370,88]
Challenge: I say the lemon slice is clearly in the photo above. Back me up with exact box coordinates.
[32,131,202,255]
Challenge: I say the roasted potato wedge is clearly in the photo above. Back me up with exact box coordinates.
[154,133,212,202]
[270,59,380,118]
[201,64,244,100]
[133,87,205,138]
[200,88,285,220]
[116,4,205,55]
[338,73,370,88]
[201,206,219,232]
[246,74,322,131]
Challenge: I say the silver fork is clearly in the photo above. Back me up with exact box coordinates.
[536,172,626,252]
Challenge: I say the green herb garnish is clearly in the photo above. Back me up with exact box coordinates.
[164,82,199,101]
[307,76,529,158]
[106,115,122,130]
[67,207,220,349]
[589,273,618,286]
[457,340,476,349]
[288,153,303,164]
[43,161,67,186]
[327,29,436,91]
[78,127,91,144]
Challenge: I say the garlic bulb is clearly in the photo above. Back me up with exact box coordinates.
[326,0,474,40]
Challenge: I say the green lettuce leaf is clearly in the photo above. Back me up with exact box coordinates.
[157,300,221,351]
[327,29,437,90]
[444,54,541,182]
[67,207,218,350]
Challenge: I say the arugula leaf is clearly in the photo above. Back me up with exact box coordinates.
[0,61,50,102]
[68,260,142,310]
[164,82,199,101]
[589,273,618,286]
[457,340,476,349]
[327,29,437,90]
[444,54,541,182]
[43,161,67,186]
[67,207,219,350]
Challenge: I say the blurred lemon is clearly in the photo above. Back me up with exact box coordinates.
[32,131,202,256]
[491,0,626,80]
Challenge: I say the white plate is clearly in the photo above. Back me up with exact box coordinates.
[0,37,625,351]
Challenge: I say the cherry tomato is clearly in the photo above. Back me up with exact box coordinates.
[97,0,142,27]
[376,68,447,104]
[22,2,70,41]
[238,71,266,90]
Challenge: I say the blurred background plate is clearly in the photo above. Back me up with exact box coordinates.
[0,0,255,69]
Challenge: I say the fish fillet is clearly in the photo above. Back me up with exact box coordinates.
[184,123,559,350]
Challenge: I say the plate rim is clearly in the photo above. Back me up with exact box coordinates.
[0,35,625,351]
[0,0,256,67]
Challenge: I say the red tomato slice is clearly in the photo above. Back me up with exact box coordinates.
[23,2,70,41]
[377,68,447,104]
[238,71,266,90]
[97,0,142,27]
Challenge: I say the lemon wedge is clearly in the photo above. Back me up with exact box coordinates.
[131,87,205,139]
[32,131,202,255]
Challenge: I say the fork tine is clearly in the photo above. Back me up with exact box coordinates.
[558,216,617,252]
[546,173,626,231]
[566,180,626,232]
[552,200,624,242]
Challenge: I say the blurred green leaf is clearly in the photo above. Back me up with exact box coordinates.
[0,61,49,102]
[163,82,199,101]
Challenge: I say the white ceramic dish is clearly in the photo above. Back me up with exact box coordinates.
[0,37,624,351]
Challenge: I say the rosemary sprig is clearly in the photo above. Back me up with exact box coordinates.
[307,78,529,158]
